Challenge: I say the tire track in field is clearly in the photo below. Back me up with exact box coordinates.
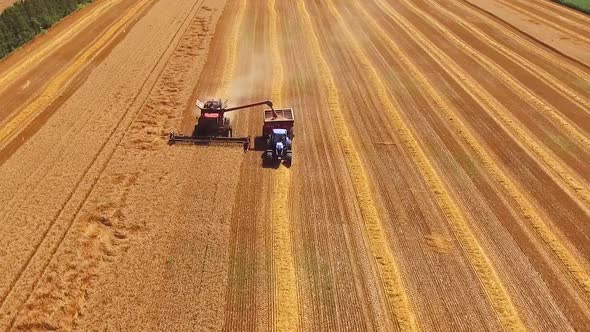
[0,0,157,267]
[330,1,524,330]
[535,0,590,22]
[0,0,147,224]
[495,0,590,45]
[297,0,418,330]
[0,0,203,326]
[426,1,590,114]
[218,0,246,98]
[402,0,590,151]
[282,2,381,328]
[0,0,121,93]
[0,0,155,148]
[376,0,590,213]
[220,0,263,330]
[508,0,590,34]
[458,0,590,83]
[10,2,216,328]
[268,0,299,330]
[462,0,590,72]
[0,0,159,307]
[360,0,590,306]
[0,110,111,266]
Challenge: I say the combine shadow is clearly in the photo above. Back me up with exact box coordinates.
[252,136,267,151]
[191,125,199,137]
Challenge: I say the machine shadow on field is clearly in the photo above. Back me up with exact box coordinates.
[261,160,282,169]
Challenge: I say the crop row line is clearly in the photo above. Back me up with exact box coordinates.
[0,0,195,327]
[531,0,590,21]
[297,0,418,330]
[383,0,590,212]
[219,0,246,98]
[414,0,590,151]
[268,0,300,330]
[0,0,122,95]
[461,0,590,80]
[375,0,590,305]
[336,0,527,329]
[514,0,590,31]
[427,1,589,114]
[0,0,150,148]
[496,0,590,45]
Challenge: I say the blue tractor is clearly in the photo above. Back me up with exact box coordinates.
[264,128,292,165]
[262,108,294,166]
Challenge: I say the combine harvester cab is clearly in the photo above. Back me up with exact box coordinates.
[262,108,294,166]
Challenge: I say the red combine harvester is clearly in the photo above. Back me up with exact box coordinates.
[169,99,295,165]
[169,99,275,150]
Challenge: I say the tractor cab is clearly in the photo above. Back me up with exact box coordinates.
[272,129,290,157]
[262,108,294,166]
[271,129,290,147]
[263,128,292,165]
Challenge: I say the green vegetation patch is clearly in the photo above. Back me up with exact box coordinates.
[576,79,590,91]
[554,0,590,14]
[0,0,93,59]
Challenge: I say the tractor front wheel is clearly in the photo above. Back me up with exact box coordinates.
[263,151,273,165]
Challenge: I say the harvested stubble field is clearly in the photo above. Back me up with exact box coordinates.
[0,0,589,330]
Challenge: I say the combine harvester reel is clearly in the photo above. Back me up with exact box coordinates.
[169,98,295,166]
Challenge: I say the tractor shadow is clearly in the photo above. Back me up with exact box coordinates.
[261,159,291,169]
[261,160,281,169]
